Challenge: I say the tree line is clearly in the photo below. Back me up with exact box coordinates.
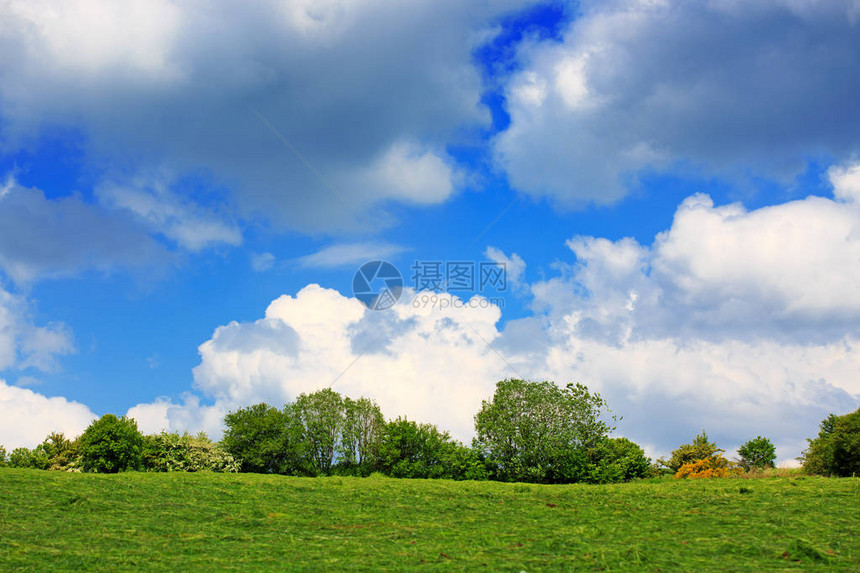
[1,379,858,481]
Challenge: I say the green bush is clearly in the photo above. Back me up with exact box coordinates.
[802,408,860,477]
[0,444,7,467]
[79,414,144,473]
[737,436,776,470]
[222,403,305,474]
[142,432,238,472]
[586,437,651,483]
[377,418,485,480]
[8,446,48,469]
[659,431,720,472]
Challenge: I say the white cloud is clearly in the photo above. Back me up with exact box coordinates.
[0,0,527,233]
[131,188,860,465]
[829,161,860,203]
[495,0,860,205]
[95,173,241,251]
[297,242,406,269]
[0,379,96,449]
[484,246,526,288]
[362,141,458,205]
[0,285,74,373]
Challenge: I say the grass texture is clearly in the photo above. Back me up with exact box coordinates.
[0,468,858,571]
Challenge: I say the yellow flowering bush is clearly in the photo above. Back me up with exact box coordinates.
[674,454,742,479]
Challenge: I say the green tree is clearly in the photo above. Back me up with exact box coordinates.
[660,431,720,472]
[294,389,345,475]
[587,437,651,483]
[474,379,615,483]
[0,444,6,467]
[79,414,143,473]
[7,446,50,469]
[737,436,776,470]
[377,417,485,480]
[802,408,860,477]
[222,403,302,474]
[339,396,384,475]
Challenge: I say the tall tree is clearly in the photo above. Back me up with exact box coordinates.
[474,379,615,483]
[222,403,297,474]
[340,396,384,472]
[294,389,345,474]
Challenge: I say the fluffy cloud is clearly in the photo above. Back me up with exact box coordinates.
[495,0,860,205]
[0,0,531,234]
[0,379,95,449]
[186,285,510,440]
[132,179,860,463]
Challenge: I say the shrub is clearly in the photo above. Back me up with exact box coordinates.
[660,431,720,472]
[737,436,776,470]
[674,454,742,479]
[586,437,651,483]
[0,444,6,466]
[38,433,80,471]
[377,418,485,480]
[8,447,46,469]
[802,407,860,477]
[143,432,238,472]
[79,414,144,473]
[222,403,305,474]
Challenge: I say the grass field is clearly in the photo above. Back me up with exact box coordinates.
[0,469,858,571]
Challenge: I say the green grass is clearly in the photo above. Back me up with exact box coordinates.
[0,469,858,571]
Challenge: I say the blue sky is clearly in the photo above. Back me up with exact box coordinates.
[1,0,859,464]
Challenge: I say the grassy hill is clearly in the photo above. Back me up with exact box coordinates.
[0,468,858,571]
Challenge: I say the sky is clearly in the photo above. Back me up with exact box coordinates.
[1,0,859,465]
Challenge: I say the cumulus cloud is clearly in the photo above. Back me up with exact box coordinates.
[131,184,860,463]
[495,0,860,205]
[0,180,165,284]
[0,0,532,234]
[0,379,96,449]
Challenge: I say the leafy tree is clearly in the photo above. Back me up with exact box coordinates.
[377,417,485,480]
[0,444,6,466]
[339,396,384,475]
[222,403,303,474]
[586,437,651,483]
[294,389,345,475]
[737,436,776,470]
[79,414,144,473]
[7,446,50,469]
[474,379,615,483]
[660,431,720,472]
[802,408,860,477]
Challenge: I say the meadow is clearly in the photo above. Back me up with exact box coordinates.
[1,469,858,571]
